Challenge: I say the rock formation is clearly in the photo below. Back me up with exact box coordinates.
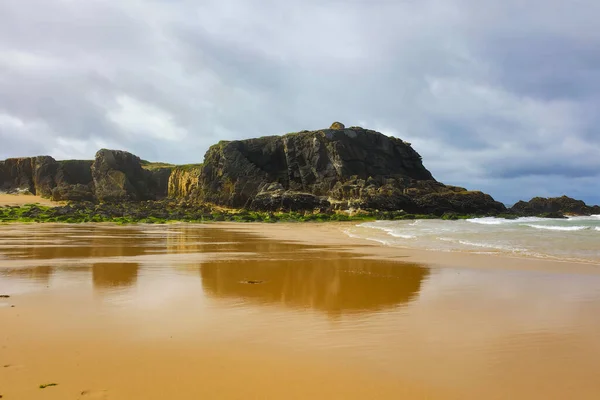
[91,149,168,202]
[0,123,519,215]
[197,125,506,215]
[167,165,202,198]
[510,196,600,216]
[0,156,94,200]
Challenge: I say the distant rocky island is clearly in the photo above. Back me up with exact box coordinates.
[0,122,597,223]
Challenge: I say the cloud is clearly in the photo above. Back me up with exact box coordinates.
[0,0,598,204]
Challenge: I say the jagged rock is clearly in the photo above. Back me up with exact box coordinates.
[0,158,36,194]
[91,149,154,202]
[330,121,345,130]
[32,156,59,197]
[51,160,95,201]
[148,168,172,199]
[51,184,94,202]
[510,196,598,216]
[167,165,202,198]
[197,126,505,214]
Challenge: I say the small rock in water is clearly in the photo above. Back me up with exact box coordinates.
[241,280,264,285]
[0,295,10,298]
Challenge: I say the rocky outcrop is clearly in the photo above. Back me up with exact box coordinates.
[50,160,95,201]
[147,168,172,200]
[196,125,506,215]
[92,149,156,202]
[510,196,600,216]
[167,165,202,198]
[0,156,94,200]
[0,157,36,194]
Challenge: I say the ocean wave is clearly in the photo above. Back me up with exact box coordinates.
[466,217,508,225]
[524,224,590,231]
[357,222,415,239]
[595,227,600,232]
[467,216,551,225]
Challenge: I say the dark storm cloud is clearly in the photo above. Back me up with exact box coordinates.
[0,0,598,203]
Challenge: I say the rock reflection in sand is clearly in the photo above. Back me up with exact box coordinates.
[200,258,427,316]
[0,224,428,316]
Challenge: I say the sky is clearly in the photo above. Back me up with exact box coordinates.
[1,0,599,205]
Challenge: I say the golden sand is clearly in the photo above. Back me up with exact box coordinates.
[1,223,600,399]
[0,194,60,207]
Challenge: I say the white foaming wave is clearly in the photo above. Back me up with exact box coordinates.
[595,227,600,232]
[467,216,554,225]
[343,228,395,246]
[457,240,526,252]
[386,231,416,239]
[356,222,416,239]
[466,217,510,225]
[567,215,600,221]
[525,224,590,231]
[436,236,526,252]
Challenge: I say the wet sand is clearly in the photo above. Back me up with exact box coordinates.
[0,194,59,207]
[2,223,600,399]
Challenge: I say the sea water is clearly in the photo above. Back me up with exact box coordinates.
[346,215,600,264]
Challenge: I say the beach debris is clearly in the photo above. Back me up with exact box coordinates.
[0,295,10,298]
[240,280,265,285]
[39,383,58,389]
[80,389,109,398]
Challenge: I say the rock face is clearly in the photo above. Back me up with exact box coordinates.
[510,196,600,216]
[51,160,95,201]
[167,165,202,198]
[0,156,94,200]
[0,158,36,194]
[91,149,156,202]
[197,125,506,215]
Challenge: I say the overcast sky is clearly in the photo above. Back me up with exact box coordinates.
[1,0,599,205]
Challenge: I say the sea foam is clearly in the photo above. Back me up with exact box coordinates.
[525,224,590,231]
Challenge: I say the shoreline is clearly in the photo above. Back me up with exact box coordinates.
[0,217,598,274]
[213,221,600,275]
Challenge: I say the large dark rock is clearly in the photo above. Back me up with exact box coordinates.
[197,125,506,214]
[148,168,173,199]
[0,158,36,194]
[91,149,155,202]
[510,196,599,216]
[50,160,94,201]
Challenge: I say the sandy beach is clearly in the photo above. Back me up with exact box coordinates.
[0,194,60,207]
[2,222,600,399]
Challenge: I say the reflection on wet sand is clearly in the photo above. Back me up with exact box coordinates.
[3,223,600,399]
[92,263,139,288]
[201,258,428,315]
[0,265,53,283]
